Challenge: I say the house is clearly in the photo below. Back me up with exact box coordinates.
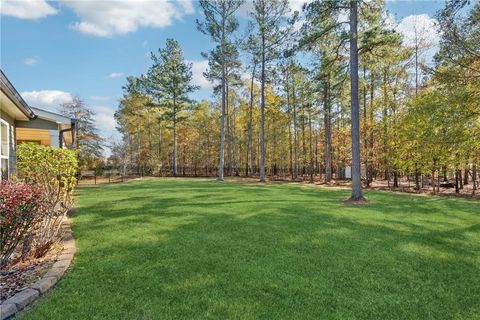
[0,69,75,180]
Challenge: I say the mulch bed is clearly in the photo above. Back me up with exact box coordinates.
[0,243,62,303]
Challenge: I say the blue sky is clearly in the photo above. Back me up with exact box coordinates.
[1,0,445,150]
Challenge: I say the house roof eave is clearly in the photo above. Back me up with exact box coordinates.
[0,69,36,120]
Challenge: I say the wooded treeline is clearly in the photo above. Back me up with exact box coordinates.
[111,0,479,196]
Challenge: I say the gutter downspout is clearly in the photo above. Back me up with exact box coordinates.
[59,121,76,148]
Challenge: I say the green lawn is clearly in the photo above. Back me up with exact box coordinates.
[20,179,479,320]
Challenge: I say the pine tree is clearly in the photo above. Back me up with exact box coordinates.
[143,39,198,176]
[197,0,244,181]
[251,0,296,182]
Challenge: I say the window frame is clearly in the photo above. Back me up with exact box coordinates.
[0,118,10,179]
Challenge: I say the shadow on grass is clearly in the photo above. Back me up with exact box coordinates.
[22,179,480,320]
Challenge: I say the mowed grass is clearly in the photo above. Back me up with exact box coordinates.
[20,179,480,320]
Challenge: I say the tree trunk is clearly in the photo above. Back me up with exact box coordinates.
[368,71,375,185]
[308,109,314,183]
[232,101,239,176]
[472,164,477,194]
[349,0,364,201]
[158,119,162,167]
[324,80,332,183]
[301,106,306,177]
[414,162,420,191]
[247,62,256,177]
[286,70,294,180]
[273,124,277,178]
[459,168,464,190]
[182,145,186,176]
[259,32,266,182]
[431,159,436,194]
[194,157,197,177]
[226,84,233,176]
[172,102,177,177]
[293,80,298,180]
[206,134,211,176]
[218,66,226,180]
[315,133,319,177]
[464,165,469,185]
[455,169,460,193]
[415,29,419,96]
[382,69,389,182]
[362,65,368,185]
[437,165,440,194]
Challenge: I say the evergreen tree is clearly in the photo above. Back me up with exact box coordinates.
[197,0,244,181]
[251,0,296,182]
[143,39,198,176]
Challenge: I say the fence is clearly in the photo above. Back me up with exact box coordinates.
[78,170,141,185]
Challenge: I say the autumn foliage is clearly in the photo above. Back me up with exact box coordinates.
[0,181,44,268]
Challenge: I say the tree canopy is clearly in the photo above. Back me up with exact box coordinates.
[110,0,479,196]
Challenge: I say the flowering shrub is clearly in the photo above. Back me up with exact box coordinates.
[17,143,78,258]
[0,181,43,268]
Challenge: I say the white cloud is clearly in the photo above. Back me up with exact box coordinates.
[93,106,117,132]
[0,0,57,19]
[24,57,38,65]
[238,1,254,17]
[21,90,73,111]
[189,60,212,90]
[383,11,397,30]
[61,0,195,37]
[93,106,119,158]
[108,72,124,79]
[396,14,440,65]
[338,10,349,24]
[396,14,440,48]
[289,0,312,14]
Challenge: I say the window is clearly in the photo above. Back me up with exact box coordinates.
[0,119,9,180]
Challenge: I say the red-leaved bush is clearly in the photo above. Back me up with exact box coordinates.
[0,181,44,268]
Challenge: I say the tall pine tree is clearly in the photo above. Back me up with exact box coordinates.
[143,39,198,176]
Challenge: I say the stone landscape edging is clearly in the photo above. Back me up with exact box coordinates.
[0,217,76,320]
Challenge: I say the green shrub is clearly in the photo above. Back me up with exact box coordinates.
[17,143,78,257]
